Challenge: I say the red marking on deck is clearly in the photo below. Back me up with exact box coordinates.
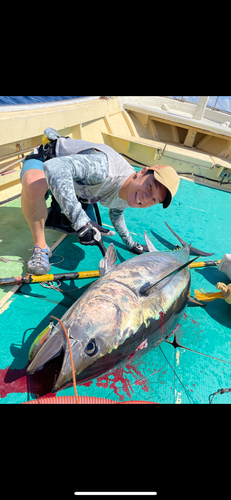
[95,362,150,401]
[0,366,28,398]
[0,365,56,400]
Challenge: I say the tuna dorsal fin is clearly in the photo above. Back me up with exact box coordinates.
[164,221,214,257]
[164,221,186,247]
[99,243,117,276]
[144,231,158,252]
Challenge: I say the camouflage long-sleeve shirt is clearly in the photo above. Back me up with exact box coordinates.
[43,139,136,248]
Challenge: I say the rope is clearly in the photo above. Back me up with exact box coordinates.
[40,281,77,302]
[0,257,24,263]
[209,387,231,404]
[49,315,79,404]
[0,253,64,265]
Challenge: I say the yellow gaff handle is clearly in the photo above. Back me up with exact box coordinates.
[29,270,100,283]
[30,274,56,283]
[77,271,100,279]
[189,260,220,269]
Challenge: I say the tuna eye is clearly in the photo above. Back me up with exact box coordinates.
[85,339,98,357]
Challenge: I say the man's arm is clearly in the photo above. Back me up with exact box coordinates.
[43,153,107,231]
[109,208,135,249]
[109,209,148,254]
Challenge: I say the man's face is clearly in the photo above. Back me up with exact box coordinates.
[125,168,167,209]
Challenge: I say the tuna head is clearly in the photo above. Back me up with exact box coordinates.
[27,280,142,392]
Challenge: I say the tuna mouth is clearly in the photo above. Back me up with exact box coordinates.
[27,333,65,376]
[27,347,65,397]
[27,326,68,395]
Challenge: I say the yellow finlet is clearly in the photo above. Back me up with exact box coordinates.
[193,289,224,302]
[194,282,231,303]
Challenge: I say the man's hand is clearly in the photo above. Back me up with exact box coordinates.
[130,242,149,255]
[77,221,115,244]
[77,223,96,245]
[77,221,114,257]
[90,221,115,236]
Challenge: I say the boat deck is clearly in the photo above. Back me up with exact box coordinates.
[0,173,231,404]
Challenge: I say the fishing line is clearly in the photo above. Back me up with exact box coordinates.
[49,315,79,404]
[178,179,183,233]
[159,344,195,404]
[49,254,64,265]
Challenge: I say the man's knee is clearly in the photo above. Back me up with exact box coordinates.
[21,169,48,203]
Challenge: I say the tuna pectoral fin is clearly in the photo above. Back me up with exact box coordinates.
[164,221,214,257]
[140,256,198,296]
[27,330,65,375]
[144,231,158,252]
[99,243,118,276]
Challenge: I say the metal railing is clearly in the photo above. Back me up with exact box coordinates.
[0,145,38,175]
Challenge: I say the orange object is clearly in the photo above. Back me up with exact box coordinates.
[22,395,158,404]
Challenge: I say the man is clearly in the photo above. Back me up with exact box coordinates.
[20,128,180,275]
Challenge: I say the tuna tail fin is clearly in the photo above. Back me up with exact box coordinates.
[164,221,214,257]
[99,243,118,276]
[144,231,158,252]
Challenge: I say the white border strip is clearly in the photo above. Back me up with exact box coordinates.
[74,494,157,496]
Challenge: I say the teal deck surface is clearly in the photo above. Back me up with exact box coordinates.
[1,175,231,403]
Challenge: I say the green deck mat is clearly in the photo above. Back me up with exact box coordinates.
[0,196,61,303]
[0,176,231,403]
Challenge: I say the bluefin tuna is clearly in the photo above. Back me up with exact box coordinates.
[27,233,193,391]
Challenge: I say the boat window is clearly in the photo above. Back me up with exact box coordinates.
[166,96,231,115]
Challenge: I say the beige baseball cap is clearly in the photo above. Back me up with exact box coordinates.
[148,165,180,209]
